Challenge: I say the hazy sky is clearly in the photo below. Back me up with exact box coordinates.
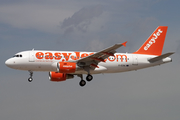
[1,0,180,120]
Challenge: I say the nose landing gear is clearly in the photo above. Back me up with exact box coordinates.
[28,71,33,82]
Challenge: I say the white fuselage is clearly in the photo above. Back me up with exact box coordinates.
[5,50,172,74]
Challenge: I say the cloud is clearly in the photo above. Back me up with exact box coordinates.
[0,3,105,34]
[86,39,105,51]
[0,3,75,33]
[60,5,103,34]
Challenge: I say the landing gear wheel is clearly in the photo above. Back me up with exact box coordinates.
[79,80,86,87]
[86,74,93,82]
[28,71,33,82]
[28,77,33,82]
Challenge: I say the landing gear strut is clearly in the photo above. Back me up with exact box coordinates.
[28,71,33,82]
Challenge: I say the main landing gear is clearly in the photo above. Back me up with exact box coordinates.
[28,71,33,82]
[78,74,93,87]
[86,74,93,81]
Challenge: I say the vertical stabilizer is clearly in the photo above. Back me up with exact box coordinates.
[133,26,168,56]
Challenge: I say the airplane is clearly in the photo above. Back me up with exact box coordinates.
[5,26,174,87]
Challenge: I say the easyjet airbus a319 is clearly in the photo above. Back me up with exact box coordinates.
[5,26,174,86]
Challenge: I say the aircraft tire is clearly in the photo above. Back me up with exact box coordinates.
[86,74,93,82]
[28,77,33,82]
[79,80,86,87]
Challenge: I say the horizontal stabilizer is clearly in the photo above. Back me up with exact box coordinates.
[148,52,174,63]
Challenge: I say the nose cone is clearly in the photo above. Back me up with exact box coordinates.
[5,59,13,68]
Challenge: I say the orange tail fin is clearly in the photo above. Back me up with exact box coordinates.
[133,26,168,56]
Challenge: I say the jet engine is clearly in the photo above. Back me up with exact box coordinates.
[57,62,77,73]
[49,72,74,82]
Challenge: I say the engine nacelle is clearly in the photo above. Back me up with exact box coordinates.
[57,62,77,73]
[49,72,74,82]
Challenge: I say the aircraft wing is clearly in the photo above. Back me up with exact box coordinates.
[75,41,127,69]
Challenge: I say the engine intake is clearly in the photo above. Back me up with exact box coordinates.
[49,72,74,82]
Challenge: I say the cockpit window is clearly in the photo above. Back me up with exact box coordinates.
[13,54,23,57]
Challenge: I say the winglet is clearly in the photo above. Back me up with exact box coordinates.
[122,41,127,47]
